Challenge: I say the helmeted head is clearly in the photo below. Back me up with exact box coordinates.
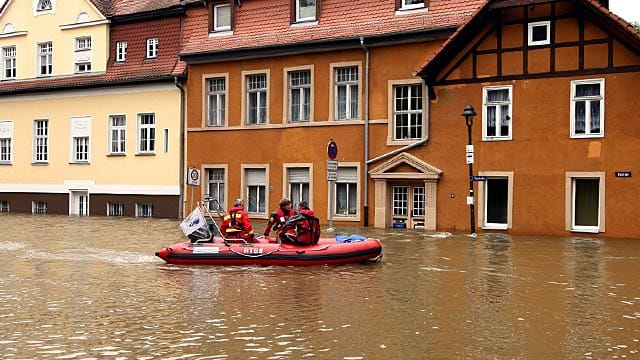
[233,198,244,208]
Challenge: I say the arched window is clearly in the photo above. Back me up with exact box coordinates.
[2,23,15,34]
[76,12,90,23]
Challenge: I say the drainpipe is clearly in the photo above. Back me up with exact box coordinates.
[360,36,370,227]
[175,76,185,219]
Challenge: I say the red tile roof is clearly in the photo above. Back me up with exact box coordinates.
[181,0,487,56]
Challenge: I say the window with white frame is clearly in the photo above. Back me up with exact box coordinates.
[206,168,225,211]
[245,168,266,214]
[2,46,16,79]
[528,21,550,46]
[392,186,408,216]
[0,121,13,164]
[37,0,52,11]
[412,186,425,216]
[107,202,124,216]
[0,200,9,212]
[567,172,604,233]
[334,166,357,217]
[287,167,310,206]
[213,3,231,31]
[247,73,267,124]
[163,128,169,153]
[393,83,423,140]
[397,0,425,10]
[33,119,48,163]
[294,0,316,22]
[482,86,512,140]
[571,79,604,138]
[32,201,47,214]
[138,113,155,154]
[74,36,92,73]
[70,117,91,163]
[288,69,311,122]
[207,77,226,126]
[116,41,127,62]
[335,66,359,120]
[136,203,154,217]
[146,38,158,59]
[108,115,126,154]
[38,42,53,76]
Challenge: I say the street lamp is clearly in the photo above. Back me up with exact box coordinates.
[462,105,477,235]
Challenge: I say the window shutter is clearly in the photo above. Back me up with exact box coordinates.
[288,168,309,183]
[246,168,266,185]
[337,167,357,183]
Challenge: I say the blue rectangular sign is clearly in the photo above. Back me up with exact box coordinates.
[472,176,487,181]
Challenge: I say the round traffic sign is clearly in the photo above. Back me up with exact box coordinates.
[327,140,338,160]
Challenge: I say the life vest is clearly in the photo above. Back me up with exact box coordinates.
[279,214,321,245]
[221,209,253,241]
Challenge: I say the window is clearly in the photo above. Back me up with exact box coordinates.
[206,168,226,211]
[0,200,9,212]
[571,79,604,138]
[37,0,52,11]
[116,41,127,62]
[334,166,358,217]
[146,38,158,59]
[136,203,154,217]
[566,172,604,233]
[0,121,13,164]
[294,0,317,22]
[38,42,53,76]
[138,113,155,154]
[108,115,126,154]
[287,167,310,206]
[2,46,16,79]
[396,0,426,10]
[392,186,408,216]
[74,37,92,73]
[245,168,266,214]
[32,201,48,214]
[70,117,91,163]
[334,66,359,120]
[213,3,231,32]
[107,202,124,216]
[33,119,48,163]
[393,83,423,141]
[482,86,512,140]
[528,21,550,46]
[288,69,311,122]
[246,73,267,124]
[412,186,425,217]
[478,171,513,230]
[163,128,169,153]
[207,77,226,126]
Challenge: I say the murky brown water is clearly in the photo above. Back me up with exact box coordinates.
[0,214,639,359]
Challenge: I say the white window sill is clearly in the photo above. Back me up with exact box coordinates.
[208,30,233,38]
[570,133,604,139]
[483,224,508,230]
[395,7,427,16]
[482,136,512,142]
[290,20,318,28]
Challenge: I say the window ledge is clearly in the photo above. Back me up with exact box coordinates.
[482,137,512,142]
[107,153,126,157]
[483,224,508,230]
[31,162,49,165]
[0,162,11,165]
[571,228,600,234]
[395,7,427,16]
[209,30,233,38]
[290,20,318,28]
[570,134,604,139]
[135,152,156,156]
[69,161,90,165]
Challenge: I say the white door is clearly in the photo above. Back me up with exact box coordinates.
[69,190,89,216]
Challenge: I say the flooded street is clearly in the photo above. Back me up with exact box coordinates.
[0,214,639,359]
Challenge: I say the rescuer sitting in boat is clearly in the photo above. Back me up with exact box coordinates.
[220,198,255,242]
[279,201,321,245]
[263,198,296,237]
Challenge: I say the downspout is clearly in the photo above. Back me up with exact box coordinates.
[360,36,370,227]
[175,76,185,219]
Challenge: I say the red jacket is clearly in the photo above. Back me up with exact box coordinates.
[264,207,295,236]
[220,206,253,240]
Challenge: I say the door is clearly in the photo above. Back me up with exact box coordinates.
[69,190,89,216]
[392,185,425,228]
[484,177,508,229]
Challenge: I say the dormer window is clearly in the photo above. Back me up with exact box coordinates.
[396,0,426,11]
[146,38,158,59]
[528,21,551,46]
[292,0,317,23]
[208,1,234,34]
[37,0,52,11]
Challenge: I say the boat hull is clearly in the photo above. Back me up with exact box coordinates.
[155,237,382,266]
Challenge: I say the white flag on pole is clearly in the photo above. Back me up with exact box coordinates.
[180,206,211,240]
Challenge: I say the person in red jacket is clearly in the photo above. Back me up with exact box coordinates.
[220,198,254,242]
[297,201,314,217]
[264,198,296,237]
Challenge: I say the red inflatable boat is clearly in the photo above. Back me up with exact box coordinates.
[155,235,383,266]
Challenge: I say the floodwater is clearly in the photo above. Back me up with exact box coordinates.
[0,214,639,359]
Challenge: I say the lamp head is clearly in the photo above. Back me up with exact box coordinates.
[462,105,476,127]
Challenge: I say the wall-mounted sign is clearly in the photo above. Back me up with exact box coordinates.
[615,172,632,178]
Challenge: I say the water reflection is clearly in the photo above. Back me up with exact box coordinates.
[0,214,639,359]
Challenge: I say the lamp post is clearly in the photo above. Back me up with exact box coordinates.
[462,105,477,235]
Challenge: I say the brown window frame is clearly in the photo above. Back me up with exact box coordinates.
[208,0,235,33]
[289,0,321,24]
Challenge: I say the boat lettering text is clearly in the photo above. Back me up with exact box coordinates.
[243,247,263,255]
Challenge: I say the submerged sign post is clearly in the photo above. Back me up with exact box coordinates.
[327,140,338,231]
[187,167,201,211]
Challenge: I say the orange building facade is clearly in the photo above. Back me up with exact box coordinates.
[181,0,640,238]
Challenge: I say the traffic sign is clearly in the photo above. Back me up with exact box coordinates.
[327,140,338,160]
[187,167,200,186]
[327,160,338,181]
